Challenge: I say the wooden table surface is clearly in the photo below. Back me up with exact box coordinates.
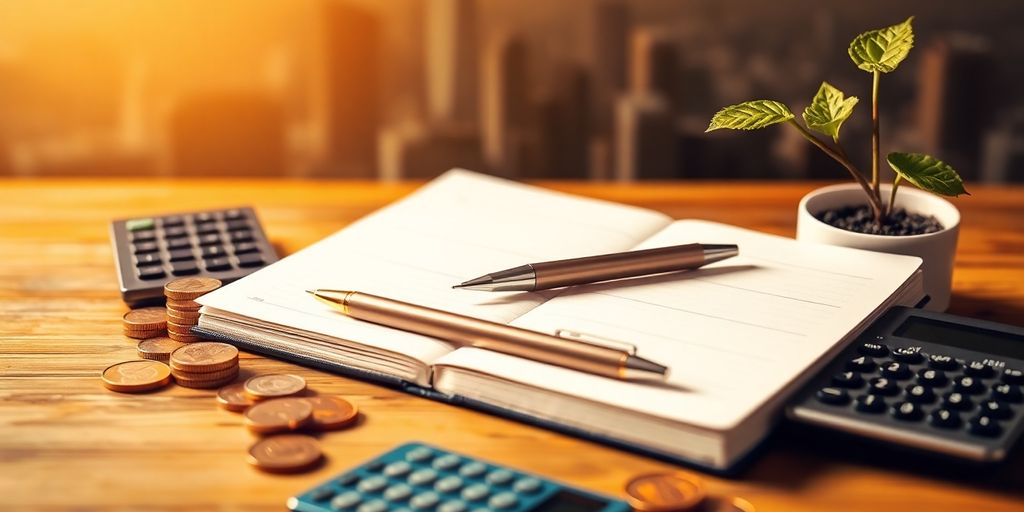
[2,179,1023,512]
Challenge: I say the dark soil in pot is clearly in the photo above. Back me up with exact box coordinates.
[816,205,944,236]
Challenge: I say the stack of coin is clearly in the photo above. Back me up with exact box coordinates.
[122,307,167,339]
[169,342,239,389]
[136,336,186,364]
[164,277,221,343]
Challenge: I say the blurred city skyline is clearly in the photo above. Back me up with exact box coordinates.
[0,0,1022,181]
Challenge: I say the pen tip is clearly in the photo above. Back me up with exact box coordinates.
[305,289,317,295]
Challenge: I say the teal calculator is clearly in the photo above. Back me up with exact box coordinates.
[287,443,631,512]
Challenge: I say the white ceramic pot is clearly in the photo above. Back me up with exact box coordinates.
[796,183,961,311]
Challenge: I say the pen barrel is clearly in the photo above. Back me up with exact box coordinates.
[532,243,706,289]
[346,292,627,379]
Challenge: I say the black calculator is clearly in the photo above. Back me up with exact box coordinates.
[109,207,278,305]
[788,306,1024,462]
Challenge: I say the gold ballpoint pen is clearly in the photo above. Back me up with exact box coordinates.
[307,289,669,382]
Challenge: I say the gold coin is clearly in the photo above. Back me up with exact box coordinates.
[217,382,255,412]
[305,396,359,431]
[166,298,202,311]
[166,320,196,335]
[137,337,186,363]
[170,342,238,372]
[244,374,307,400]
[124,328,167,340]
[244,397,314,434]
[701,497,755,512]
[122,307,167,331]
[167,308,201,323]
[164,277,222,300]
[168,332,202,343]
[246,435,322,473]
[625,472,707,512]
[101,360,172,393]
[172,365,239,382]
[174,370,239,389]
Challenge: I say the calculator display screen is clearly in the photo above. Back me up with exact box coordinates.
[894,315,1024,359]
[533,489,608,512]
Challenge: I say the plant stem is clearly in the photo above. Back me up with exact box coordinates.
[886,175,902,219]
[871,70,881,198]
[788,119,883,219]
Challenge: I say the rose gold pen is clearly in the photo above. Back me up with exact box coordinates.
[307,290,669,381]
[453,243,738,292]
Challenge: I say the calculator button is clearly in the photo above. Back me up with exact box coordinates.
[197,233,221,246]
[204,257,232,271]
[916,368,947,387]
[337,473,360,486]
[927,354,958,371]
[929,408,961,429]
[160,215,185,227]
[905,384,935,403]
[434,475,464,494]
[384,461,413,477]
[410,492,440,509]
[136,253,163,266]
[968,415,1002,437]
[460,484,489,502]
[881,361,912,380]
[512,478,542,494]
[229,229,255,243]
[1003,368,1024,384]
[163,226,188,239]
[891,401,924,421]
[237,253,265,267]
[358,500,389,512]
[201,244,228,258]
[815,387,850,405]
[331,491,363,510]
[406,447,435,463]
[226,219,250,231]
[484,470,514,486]
[409,468,438,486]
[225,209,245,220]
[978,399,1013,420]
[438,501,467,512]
[366,460,385,471]
[384,484,414,502]
[166,237,192,250]
[891,347,923,364]
[171,262,200,276]
[487,492,518,510]
[311,486,336,502]
[432,454,461,471]
[233,242,260,255]
[137,267,166,280]
[831,371,864,388]
[130,230,157,243]
[953,376,984,394]
[358,476,389,493]
[846,356,876,372]
[195,222,220,235]
[854,394,886,413]
[126,218,155,231]
[168,249,194,262]
[867,377,899,396]
[964,361,994,378]
[942,391,973,411]
[991,383,1022,403]
[194,212,217,223]
[133,241,160,254]
[457,462,487,478]
[857,342,888,357]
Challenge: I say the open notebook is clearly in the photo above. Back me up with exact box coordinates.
[195,169,924,471]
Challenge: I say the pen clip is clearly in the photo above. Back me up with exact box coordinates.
[554,329,637,355]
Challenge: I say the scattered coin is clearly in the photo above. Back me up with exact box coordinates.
[701,497,755,512]
[101,360,172,393]
[305,395,359,431]
[122,307,167,331]
[247,434,323,473]
[137,337,187,363]
[244,374,307,400]
[244,397,314,434]
[625,472,707,512]
[166,298,202,312]
[217,382,255,412]
[170,342,239,372]
[164,277,222,300]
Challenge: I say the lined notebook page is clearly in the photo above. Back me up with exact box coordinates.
[434,219,922,431]
[196,169,671,365]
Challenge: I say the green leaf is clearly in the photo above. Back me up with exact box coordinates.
[802,82,859,139]
[887,152,969,197]
[706,100,794,132]
[848,16,915,73]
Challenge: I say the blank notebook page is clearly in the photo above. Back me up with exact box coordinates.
[435,219,923,432]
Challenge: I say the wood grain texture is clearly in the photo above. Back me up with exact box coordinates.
[1,179,1022,511]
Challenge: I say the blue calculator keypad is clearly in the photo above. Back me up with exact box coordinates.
[288,443,631,512]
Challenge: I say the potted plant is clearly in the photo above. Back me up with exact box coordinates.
[706,17,968,311]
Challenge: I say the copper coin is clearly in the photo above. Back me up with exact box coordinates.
[244,374,307,400]
[166,320,196,335]
[101,360,172,393]
[244,397,314,434]
[217,382,255,412]
[246,435,322,473]
[124,328,167,340]
[122,307,167,331]
[137,337,186,363]
[174,372,239,389]
[701,497,755,512]
[167,308,201,323]
[170,342,238,372]
[172,365,239,381]
[305,396,359,431]
[164,277,222,300]
[168,332,202,343]
[166,298,202,312]
[625,472,707,512]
